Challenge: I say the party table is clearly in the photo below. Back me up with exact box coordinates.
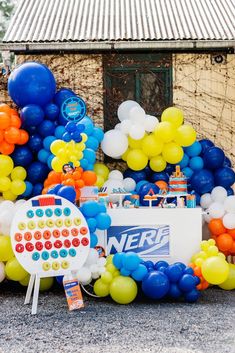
[96,207,202,265]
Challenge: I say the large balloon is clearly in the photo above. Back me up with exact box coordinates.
[174,125,196,147]
[203,147,225,170]
[190,169,214,195]
[138,183,160,206]
[109,276,138,304]
[162,142,184,164]
[142,271,170,299]
[8,62,56,108]
[126,149,148,171]
[101,130,128,158]
[214,167,235,189]
[219,264,235,290]
[201,256,229,285]
[199,139,214,155]
[161,107,184,128]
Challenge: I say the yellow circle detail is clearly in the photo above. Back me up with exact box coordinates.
[46,219,54,228]
[38,220,45,229]
[61,261,69,269]
[55,219,63,228]
[52,261,60,271]
[43,262,51,271]
[64,218,72,227]
[27,221,36,230]
[74,218,81,226]
[18,222,26,230]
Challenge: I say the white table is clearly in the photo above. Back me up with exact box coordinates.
[96,207,202,265]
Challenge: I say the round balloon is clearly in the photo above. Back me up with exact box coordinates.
[109,276,138,304]
[142,271,170,299]
[203,147,225,170]
[190,169,214,195]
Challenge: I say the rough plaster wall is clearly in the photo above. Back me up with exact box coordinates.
[173,53,235,165]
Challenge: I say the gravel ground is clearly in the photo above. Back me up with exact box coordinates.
[0,284,234,353]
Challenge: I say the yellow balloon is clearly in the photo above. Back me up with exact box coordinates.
[39,277,54,292]
[201,256,229,285]
[11,166,27,181]
[0,235,14,261]
[94,278,110,297]
[51,157,66,172]
[127,149,148,171]
[161,107,184,128]
[128,136,144,149]
[110,276,137,304]
[76,142,86,151]
[95,175,105,188]
[154,122,175,143]
[149,155,166,172]
[219,264,235,290]
[121,148,130,162]
[81,133,88,143]
[50,140,66,155]
[106,255,114,265]
[10,180,26,195]
[101,271,113,284]
[56,148,66,159]
[76,151,83,160]
[94,163,109,179]
[19,274,30,286]
[174,124,197,147]
[2,190,17,201]
[141,134,163,157]
[0,155,14,177]
[162,142,184,164]
[0,177,11,191]
[5,257,28,281]
[73,161,80,167]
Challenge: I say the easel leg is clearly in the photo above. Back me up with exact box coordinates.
[24,274,36,305]
[31,275,40,315]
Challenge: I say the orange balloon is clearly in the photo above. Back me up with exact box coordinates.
[17,130,29,145]
[230,241,235,254]
[82,171,97,186]
[0,140,15,155]
[44,179,51,187]
[75,179,85,188]
[42,187,49,195]
[227,229,235,240]
[0,130,4,143]
[193,266,202,277]
[216,233,233,252]
[201,281,209,290]
[155,180,168,190]
[73,170,82,180]
[63,178,75,187]
[10,115,21,128]
[0,104,11,115]
[208,218,227,236]
[47,171,62,184]
[4,127,21,144]
[0,112,11,130]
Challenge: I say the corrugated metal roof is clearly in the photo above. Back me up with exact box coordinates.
[3,0,235,44]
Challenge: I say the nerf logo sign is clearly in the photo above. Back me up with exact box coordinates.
[107,225,170,257]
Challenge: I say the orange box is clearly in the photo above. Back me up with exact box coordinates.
[63,279,84,311]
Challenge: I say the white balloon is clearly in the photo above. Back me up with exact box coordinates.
[0,201,14,213]
[76,267,92,284]
[117,100,140,122]
[103,179,125,203]
[101,130,128,158]
[144,115,159,132]
[120,120,132,135]
[85,249,99,266]
[129,124,145,140]
[223,213,235,229]
[91,272,101,280]
[200,193,213,209]
[123,178,136,192]
[208,202,225,219]
[109,170,123,181]
[97,257,106,267]
[224,196,235,214]
[0,262,5,283]
[204,213,212,223]
[129,106,146,124]
[114,123,121,130]
[211,186,227,203]
[81,278,93,286]
[97,266,106,274]
[90,264,99,274]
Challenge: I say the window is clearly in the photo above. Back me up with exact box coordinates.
[103,53,172,131]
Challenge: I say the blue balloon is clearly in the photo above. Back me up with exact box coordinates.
[190,169,214,195]
[98,203,107,213]
[132,264,148,281]
[62,132,72,142]
[54,126,66,139]
[122,252,141,271]
[154,261,169,270]
[56,276,64,286]
[81,201,100,217]
[124,169,147,183]
[20,104,44,127]
[143,166,152,178]
[70,131,82,143]
[47,184,62,194]
[194,276,201,286]
[11,146,33,167]
[227,188,234,196]
[157,266,167,273]
[83,149,96,164]
[178,274,196,292]
[21,181,33,198]
[138,183,160,206]
[195,192,201,205]
[38,120,56,137]
[223,156,232,168]
[179,153,189,168]
[150,172,169,183]
[168,283,182,299]
[27,161,49,184]
[120,268,131,277]
[173,262,186,271]
[26,125,37,134]
[38,149,51,163]
[87,164,94,171]
[8,62,56,108]
[80,159,89,170]
[142,271,170,299]
[182,167,194,180]
[199,139,214,155]
[43,136,57,151]
[47,154,54,169]
[32,183,43,196]
[136,180,148,193]
[183,267,194,275]
[189,156,204,171]
[75,124,85,133]
[203,147,225,170]
[144,260,154,270]
[184,141,202,157]
[96,213,111,230]
[165,264,184,283]
[92,127,104,143]
[184,289,200,303]
[86,136,99,151]
[113,253,124,269]
[214,167,235,189]
[28,134,43,153]
[86,218,97,233]
[54,88,76,107]
[44,103,59,121]
[58,114,69,126]
[79,117,94,135]
[65,122,77,133]
[164,164,175,175]
[57,186,76,203]
[90,233,98,248]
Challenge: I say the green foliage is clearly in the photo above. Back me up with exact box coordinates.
[0,0,15,40]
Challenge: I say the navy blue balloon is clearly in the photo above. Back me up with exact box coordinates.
[123,168,147,183]
[47,184,63,194]
[165,264,183,283]
[184,289,200,303]
[143,166,152,178]
[164,164,175,175]
[183,267,194,275]
[142,271,170,300]
[173,262,186,271]
[136,180,148,193]
[11,146,33,167]
[194,276,201,286]
[190,169,214,194]
[203,147,225,170]
[54,88,76,107]
[26,125,37,134]
[38,120,56,137]
[21,104,45,127]
[27,162,49,184]
[150,172,169,183]
[62,132,72,142]
[178,274,196,292]
[168,283,182,299]
[57,186,76,203]
[32,183,43,196]
[58,113,68,126]
[214,167,235,188]
[195,192,201,205]
[44,103,59,121]
[65,122,77,133]
[144,260,154,269]
[154,261,169,270]
[223,156,232,168]
[56,276,64,286]
[227,188,234,196]
[139,183,160,206]
[8,62,56,108]
[70,131,82,143]
[28,134,43,153]
[199,139,214,155]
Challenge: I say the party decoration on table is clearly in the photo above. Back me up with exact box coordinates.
[10,194,90,314]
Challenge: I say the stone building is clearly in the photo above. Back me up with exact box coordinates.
[0,0,235,163]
